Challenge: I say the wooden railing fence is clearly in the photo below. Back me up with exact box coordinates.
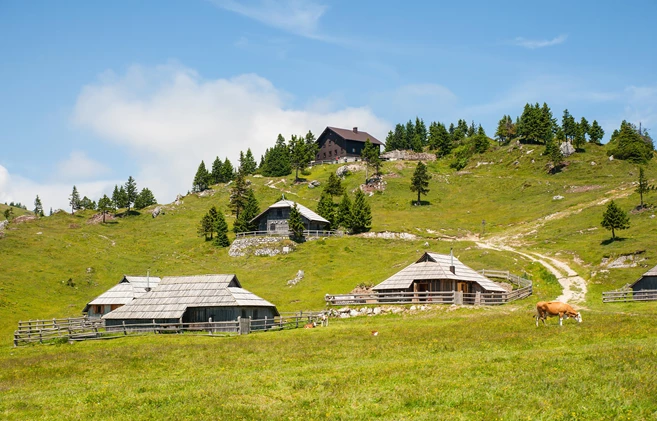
[235,230,341,239]
[602,289,657,303]
[14,312,327,347]
[325,270,532,306]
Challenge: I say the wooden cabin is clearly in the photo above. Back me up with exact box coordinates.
[315,126,383,161]
[372,252,507,295]
[250,199,329,234]
[102,274,279,326]
[83,275,161,318]
[631,264,657,291]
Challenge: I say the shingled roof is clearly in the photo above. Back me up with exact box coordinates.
[250,200,329,224]
[83,275,161,312]
[102,274,278,320]
[372,252,506,293]
[324,126,384,146]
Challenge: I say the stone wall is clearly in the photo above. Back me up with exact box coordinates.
[229,236,296,257]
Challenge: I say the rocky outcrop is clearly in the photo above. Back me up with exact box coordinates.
[560,141,575,157]
[152,207,162,218]
[287,270,305,286]
[336,164,364,178]
[308,180,321,189]
[381,150,436,161]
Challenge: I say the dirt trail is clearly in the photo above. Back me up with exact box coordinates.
[475,240,587,305]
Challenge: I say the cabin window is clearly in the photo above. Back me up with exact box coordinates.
[270,223,275,231]
[323,152,326,158]
[352,148,356,153]
[329,151,332,157]
[335,149,338,155]
[253,310,259,319]
[276,209,282,217]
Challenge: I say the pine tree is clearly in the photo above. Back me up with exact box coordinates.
[233,189,260,233]
[125,176,137,212]
[214,211,230,247]
[336,192,352,230]
[211,156,223,184]
[386,123,406,151]
[111,185,120,210]
[80,196,95,210]
[580,117,590,141]
[430,122,452,157]
[562,109,577,142]
[325,173,344,197]
[207,206,219,240]
[573,123,586,151]
[221,158,235,183]
[289,134,311,181]
[69,185,81,214]
[361,139,380,181]
[192,161,210,192]
[410,161,431,205]
[229,172,249,219]
[316,190,336,228]
[601,200,630,241]
[589,120,605,145]
[607,121,653,163]
[544,129,564,173]
[415,117,427,146]
[635,167,653,208]
[33,195,44,217]
[134,188,157,210]
[262,134,291,177]
[350,189,372,234]
[197,213,213,241]
[495,115,516,145]
[517,103,542,143]
[97,195,112,223]
[240,148,257,175]
[305,130,318,163]
[117,186,129,209]
[288,203,305,242]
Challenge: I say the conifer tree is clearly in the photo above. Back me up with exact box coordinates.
[495,115,516,145]
[635,167,654,208]
[80,196,95,210]
[221,158,235,183]
[415,117,427,146]
[97,195,112,223]
[69,185,81,214]
[589,120,605,145]
[288,203,305,242]
[233,189,260,233]
[580,117,590,140]
[207,206,219,240]
[350,189,372,234]
[361,139,380,181]
[239,148,257,175]
[117,186,129,209]
[229,172,249,219]
[410,161,431,205]
[214,211,230,247]
[33,195,44,217]
[211,156,223,184]
[134,188,157,209]
[111,185,120,210]
[197,212,213,241]
[405,120,415,150]
[562,109,577,142]
[325,173,344,197]
[304,130,318,162]
[125,176,137,212]
[601,200,630,241]
[289,134,311,181]
[316,190,336,228]
[262,134,291,177]
[336,192,352,230]
[193,161,210,192]
[573,123,586,151]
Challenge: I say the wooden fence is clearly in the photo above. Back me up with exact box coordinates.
[14,311,327,347]
[235,230,341,239]
[325,270,532,306]
[602,289,657,303]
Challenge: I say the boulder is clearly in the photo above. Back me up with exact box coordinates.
[174,194,183,206]
[152,206,161,218]
[373,307,382,315]
[349,309,359,317]
[560,141,575,157]
[308,180,321,189]
[553,195,564,200]
[0,220,7,230]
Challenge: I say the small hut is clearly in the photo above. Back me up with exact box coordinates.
[630,264,657,291]
[102,274,279,327]
[250,199,329,234]
[83,275,161,318]
[372,252,507,295]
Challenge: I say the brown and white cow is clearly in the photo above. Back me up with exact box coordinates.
[535,301,582,326]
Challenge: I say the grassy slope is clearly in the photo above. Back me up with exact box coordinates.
[1,143,657,419]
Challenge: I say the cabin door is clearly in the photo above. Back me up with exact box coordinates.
[457,282,469,293]
[414,282,429,302]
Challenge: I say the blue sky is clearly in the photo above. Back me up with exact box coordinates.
[1,0,656,211]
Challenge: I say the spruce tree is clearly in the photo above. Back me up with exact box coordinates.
[336,192,352,230]
[405,120,415,150]
[117,186,129,209]
[262,134,291,177]
[415,117,427,146]
[325,173,344,197]
[33,195,44,217]
[192,161,210,192]
[288,203,305,242]
[239,149,257,175]
[289,134,311,181]
[211,156,223,184]
[350,189,372,234]
[134,188,157,209]
[233,189,260,233]
[214,211,230,247]
[305,130,318,162]
[635,167,653,208]
[430,122,452,157]
[580,117,590,140]
[207,206,219,240]
[125,176,137,212]
[573,123,586,151]
[69,185,81,214]
[589,120,605,144]
[80,196,95,210]
[361,139,380,181]
[410,161,431,205]
[111,185,120,210]
[97,195,112,223]
[562,109,577,142]
[197,213,213,241]
[229,172,249,219]
[495,115,516,145]
[601,200,630,241]
[221,158,235,183]
[316,190,336,228]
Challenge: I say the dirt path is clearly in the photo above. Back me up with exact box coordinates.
[474,240,587,304]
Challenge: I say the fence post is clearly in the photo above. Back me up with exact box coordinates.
[14,332,18,347]
[455,291,463,305]
[237,316,242,335]
[122,321,127,336]
[475,291,481,306]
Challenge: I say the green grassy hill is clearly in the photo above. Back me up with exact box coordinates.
[1,143,657,419]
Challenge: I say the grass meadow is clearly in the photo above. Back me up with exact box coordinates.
[1,142,657,419]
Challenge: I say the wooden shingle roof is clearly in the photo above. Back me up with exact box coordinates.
[250,200,329,224]
[325,127,384,146]
[102,274,278,320]
[372,252,506,293]
[84,276,161,311]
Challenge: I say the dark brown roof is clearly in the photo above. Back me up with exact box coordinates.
[324,126,384,146]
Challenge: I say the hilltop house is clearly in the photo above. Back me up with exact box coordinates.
[250,199,329,234]
[372,252,507,296]
[102,274,279,326]
[83,275,161,318]
[316,126,384,162]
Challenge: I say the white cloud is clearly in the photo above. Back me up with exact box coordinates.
[212,0,328,40]
[512,34,568,49]
[0,164,120,213]
[56,150,110,181]
[73,63,389,205]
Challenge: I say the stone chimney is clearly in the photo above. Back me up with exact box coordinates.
[449,248,455,274]
[353,127,358,133]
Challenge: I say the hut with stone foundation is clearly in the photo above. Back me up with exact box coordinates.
[102,274,279,327]
[250,199,329,235]
[84,275,161,318]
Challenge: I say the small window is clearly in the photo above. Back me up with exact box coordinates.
[323,152,326,158]
[276,209,282,217]
[335,149,338,155]
[352,148,356,153]
[270,223,275,231]
[329,151,332,157]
